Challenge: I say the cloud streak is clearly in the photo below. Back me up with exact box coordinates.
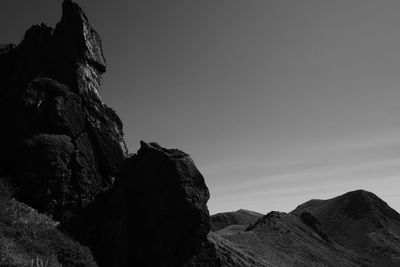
[207,131,400,214]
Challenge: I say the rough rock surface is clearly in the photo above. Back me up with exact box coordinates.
[95,141,211,267]
[0,0,127,222]
[1,2,221,267]
[8,2,400,267]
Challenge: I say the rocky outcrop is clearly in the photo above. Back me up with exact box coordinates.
[0,0,127,222]
[92,141,211,266]
[1,2,224,267]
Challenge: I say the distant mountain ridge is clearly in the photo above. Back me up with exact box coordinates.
[210,209,263,231]
[212,189,400,266]
[1,1,399,266]
[292,190,400,267]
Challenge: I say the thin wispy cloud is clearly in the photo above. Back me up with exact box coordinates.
[6,0,400,217]
[208,131,400,214]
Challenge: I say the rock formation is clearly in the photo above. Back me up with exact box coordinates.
[95,141,211,267]
[0,0,127,222]
[5,2,400,267]
[0,2,217,266]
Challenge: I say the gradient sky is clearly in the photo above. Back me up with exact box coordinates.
[2,0,400,215]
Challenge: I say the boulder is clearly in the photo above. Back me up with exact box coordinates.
[96,141,211,267]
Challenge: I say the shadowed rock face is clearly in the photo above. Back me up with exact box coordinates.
[53,0,107,98]
[97,141,211,267]
[0,2,220,267]
[9,2,398,267]
[0,0,127,222]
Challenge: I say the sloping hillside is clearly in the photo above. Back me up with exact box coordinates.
[215,210,368,267]
[0,177,97,267]
[210,209,263,231]
[292,190,400,267]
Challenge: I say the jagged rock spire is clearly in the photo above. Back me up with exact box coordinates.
[0,0,127,222]
[53,0,106,100]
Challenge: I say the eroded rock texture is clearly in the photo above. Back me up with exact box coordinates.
[1,2,218,267]
[0,0,127,222]
[95,141,211,267]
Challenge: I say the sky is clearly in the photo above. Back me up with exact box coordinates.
[2,0,400,215]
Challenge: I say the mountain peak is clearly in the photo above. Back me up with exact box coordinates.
[293,189,398,221]
[215,190,400,266]
[291,189,400,265]
[210,209,263,232]
[341,189,378,199]
[337,189,378,219]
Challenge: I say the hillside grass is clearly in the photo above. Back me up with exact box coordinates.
[0,176,97,267]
